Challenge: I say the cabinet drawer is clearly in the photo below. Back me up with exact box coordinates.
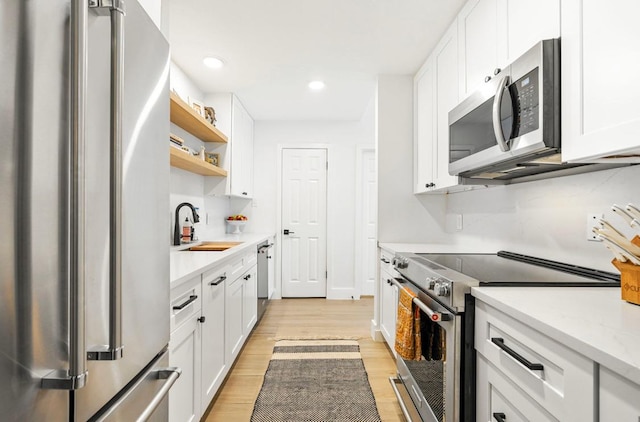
[170,275,202,333]
[203,263,230,287]
[379,248,396,275]
[227,250,256,281]
[475,301,594,421]
[477,354,557,422]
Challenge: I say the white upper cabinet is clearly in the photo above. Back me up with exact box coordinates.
[561,0,640,162]
[413,57,436,194]
[458,0,500,100]
[204,93,255,197]
[433,23,460,191]
[498,0,560,64]
[458,0,560,100]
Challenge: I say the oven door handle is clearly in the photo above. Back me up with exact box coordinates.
[388,278,452,322]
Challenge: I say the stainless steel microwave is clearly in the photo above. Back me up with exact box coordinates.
[448,39,563,180]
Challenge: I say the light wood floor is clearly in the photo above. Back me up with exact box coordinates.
[203,298,404,422]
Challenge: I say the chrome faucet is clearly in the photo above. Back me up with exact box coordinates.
[173,202,200,245]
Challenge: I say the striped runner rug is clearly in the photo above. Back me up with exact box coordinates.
[250,340,382,422]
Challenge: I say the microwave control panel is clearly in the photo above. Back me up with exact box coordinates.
[511,68,539,137]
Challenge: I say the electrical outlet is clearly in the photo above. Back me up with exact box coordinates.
[456,214,463,231]
[587,213,603,241]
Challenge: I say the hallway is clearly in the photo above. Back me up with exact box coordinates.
[204,298,404,421]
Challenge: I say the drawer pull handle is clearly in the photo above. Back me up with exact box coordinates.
[380,258,390,263]
[493,412,507,422]
[173,295,198,310]
[491,337,544,371]
[209,275,226,286]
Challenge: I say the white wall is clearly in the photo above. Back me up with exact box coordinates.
[443,165,640,271]
[252,99,375,299]
[376,75,448,243]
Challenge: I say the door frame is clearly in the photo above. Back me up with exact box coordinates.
[354,146,376,298]
[275,144,331,299]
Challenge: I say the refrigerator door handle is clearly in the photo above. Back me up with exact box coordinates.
[87,0,126,362]
[41,0,89,390]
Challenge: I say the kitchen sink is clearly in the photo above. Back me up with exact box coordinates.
[188,241,243,251]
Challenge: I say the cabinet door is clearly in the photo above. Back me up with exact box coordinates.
[499,0,560,64]
[225,277,244,362]
[600,367,640,421]
[379,271,397,350]
[433,21,460,191]
[561,0,640,162]
[200,269,227,413]
[242,266,258,334]
[458,0,500,99]
[169,315,201,422]
[230,98,254,198]
[413,57,436,194]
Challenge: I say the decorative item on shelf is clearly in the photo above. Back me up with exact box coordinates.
[204,106,217,126]
[169,133,184,147]
[189,97,205,117]
[204,152,219,166]
[197,146,206,161]
[179,145,191,154]
[226,214,248,234]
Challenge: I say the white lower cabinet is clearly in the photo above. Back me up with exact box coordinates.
[169,276,202,422]
[200,265,228,413]
[169,247,260,422]
[599,366,640,421]
[378,248,397,350]
[474,300,594,422]
[225,273,245,362]
[476,354,556,422]
[242,265,258,334]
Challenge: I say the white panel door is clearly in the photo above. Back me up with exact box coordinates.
[414,57,436,193]
[358,150,377,296]
[281,148,328,298]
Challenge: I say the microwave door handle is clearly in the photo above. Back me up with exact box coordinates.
[492,75,511,152]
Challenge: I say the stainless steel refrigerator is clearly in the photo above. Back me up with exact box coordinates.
[1,0,178,420]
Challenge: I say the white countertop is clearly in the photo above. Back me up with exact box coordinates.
[472,286,640,385]
[378,242,495,254]
[170,233,273,288]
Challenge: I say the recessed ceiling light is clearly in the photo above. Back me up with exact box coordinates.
[308,80,326,91]
[203,57,224,69]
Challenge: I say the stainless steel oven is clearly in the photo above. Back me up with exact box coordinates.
[388,278,462,422]
[388,251,620,422]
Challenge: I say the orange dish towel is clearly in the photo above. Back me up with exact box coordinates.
[394,286,422,360]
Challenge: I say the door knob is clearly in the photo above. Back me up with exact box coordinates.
[197,316,206,323]
[283,229,295,235]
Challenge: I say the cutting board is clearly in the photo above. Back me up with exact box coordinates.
[189,242,242,251]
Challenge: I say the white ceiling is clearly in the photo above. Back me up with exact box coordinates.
[168,0,466,121]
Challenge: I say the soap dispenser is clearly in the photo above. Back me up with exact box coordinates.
[181,216,192,243]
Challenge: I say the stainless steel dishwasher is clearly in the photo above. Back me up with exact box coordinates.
[257,241,273,321]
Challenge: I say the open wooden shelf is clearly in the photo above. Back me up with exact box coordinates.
[170,147,228,177]
[170,91,228,143]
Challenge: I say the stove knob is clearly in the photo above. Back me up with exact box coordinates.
[434,282,450,297]
[426,277,436,289]
[397,258,408,269]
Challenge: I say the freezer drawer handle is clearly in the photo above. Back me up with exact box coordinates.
[92,366,181,422]
[493,412,507,422]
[42,0,89,389]
[209,274,226,286]
[87,0,126,362]
[173,295,198,310]
[491,337,544,371]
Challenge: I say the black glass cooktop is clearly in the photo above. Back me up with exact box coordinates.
[415,251,620,287]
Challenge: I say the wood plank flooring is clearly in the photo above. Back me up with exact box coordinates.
[203,298,404,422]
